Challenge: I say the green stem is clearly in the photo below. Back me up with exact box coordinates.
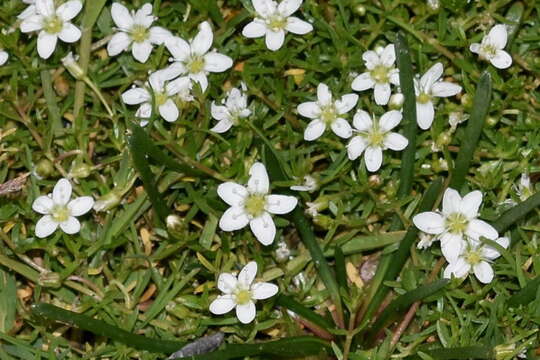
[494,191,540,233]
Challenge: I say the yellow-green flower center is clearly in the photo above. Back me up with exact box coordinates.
[244,194,266,218]
[187,55,205,74]
[320,105,337,125]
[445,212,468,234]
[370,64,390,83]
[367,129,385,146]
[155,91,168,106]
[267,15,287,32]
[131,24,149,43]
[43,16,63,34]
[235,289,252,305]
[417,92,431,104]
[465,249,482,265]
[51,205,70,223]
[481,44,497,58]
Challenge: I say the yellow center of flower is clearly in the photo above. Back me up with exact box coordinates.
[367,129,385,146]
[187,55,205,74]
[465,249,482,265]
[51,205,70,223]
[481,44,497,58]
[445,212,468,234]
[267,15,287,31]
[155,91,168,106]
[244,194,266,218]
[43,16,63,34]
[131,24,149,43]
[235,289,252,305]
[417,92,431,104]
[370,64,390,83]
[320,105,337,125]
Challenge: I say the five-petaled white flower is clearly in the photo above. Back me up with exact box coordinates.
[444,237,509,284]
[470,24,512,69]
[413,188,499,262]
[347,110,408,172]
[107,3,171,63]
[211,84,252,133]
[209,261,278,324]
[122,70,192,126]
[218,162,297,245]
[0,50,8,66]
[351,44,400,105]
[32,178,94,238]
[298,83,358,141]
[415,62,462,130]
[242,0,313,51]
[18,0,36,20]
[164,21,233,92]
[20,0,83,59]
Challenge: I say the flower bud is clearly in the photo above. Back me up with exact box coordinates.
[167,214,184,233]
[34,159,54,179]
[38,272,61,288]
[353,5,366,16]
[93,191,122,212]
[388,93,404,109]
[61,52,85,80]
[69,161,92,179]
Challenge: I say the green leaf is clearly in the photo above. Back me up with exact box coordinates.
[505,2,524,47]
[508,276,540,307]
[276,294,336,331]
[408,346,494,359]
[334,246,347,290]
[494,191,540,233]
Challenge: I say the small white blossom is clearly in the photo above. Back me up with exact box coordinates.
[61,51,84,79]
[514,173,533,201]
[122,70,191,126]
[0,50,8,66]
[211,84,251,133]
[209,261,278,324]
[448,111,469,130]
[107,3,171,63]
[346,110,408,172]
[20,0,83,59]
[217,162,297,246]
[413,188,499,262]
[298,83,358,141]
[417,232,435,250]
[415,63,462,130]
[444,237,509,284]
[351,44,400,105]
[290,175,317,192]
[18,0,36,20]
[242,0,313,51]
[470,24,512,69]
[164,21,233,92]
[32,178,94,238]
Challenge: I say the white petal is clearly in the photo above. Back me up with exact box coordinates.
[364,146,383,172]
[297,102,320,119]
[412,212,445,234]
[149,26,171,45]
[211,103,229,121]
[132,41,153,63]
[442,188,461,216]
[0,52,7,66]
[352,110,372,131]
[242,20,266,38]
[335,94,358,114]
[159,99,179,123]
[389,69,400,86]
[166,36,191,61]
[278,0,301,16]
[265,29,285,51]
[466,219,498,241]
[416,101,434,130]
[460,190,482,218]
[440,233,465,263]
[236,301,256,324]
[380,44,396,67]
[18,5,37,20]
[247,162,269,194]
[110,3,134,30]
[443,257,470,279]
[238,261,258,287]
[347,136,368,160]
[473,261,494,284]
[33,196,53,214]
[362,50,380,70]
[217,273,238,294]
[211,119,234,133]
[56,0,82,21]
[469,43,480,54]
[420,62,443,91]
[383,133,408,151]
[58,23,81,43]
[37,31,58,59]
[166,76,191,96]
[250,213,276,246]
[209,295,236,314]
[330,118,352,139]
[107,32,131,56]
[379,110,402,132]
[481,236,509,260]
[431,82,462,98]
[190,72,209,92]
[36,0,54,17]
[20,15,44,32]
[204,52,233,73]
[59,216,81,234]
[217,182,248,207]
[67,196,94,216]
[304,119,326,141]
[252,0,275,17]
[265,195,297,214]
[219,206,250,231]
[285,17,313,35]
[317,83,332,105]
[486,24,508,50]
[35,215,58,238]
[134,3,154,27]
[191,21,213,55]
[490,50,512,69]
[374,83,391,105]
[251,282,278,299]
[136,103,152,118]
[351,72,375,91]
[122,87,150,105]
[53,178,72,205]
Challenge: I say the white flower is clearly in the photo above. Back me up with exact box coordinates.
[514,173,533,201]
[351,44,400,105]
[211,85,251,133]
[32,178,94,238]
[298,83,358,141]
[18,0,36,20]
[164,21,233,92]
[20,0,83,59]
[241,0,313,51]
[417,232,435,250]
[346,110,408,172]
[217,162,297,246]
[448,111,469,130]
[290,175,317,192]
[0,50,8,66]
[414,63,462,130]
[209,261,278,324]
[107,3,171,63]
[470,24,512,69]
[413,188,499,262]
[122,70,192,125]
[444,237,509,284]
